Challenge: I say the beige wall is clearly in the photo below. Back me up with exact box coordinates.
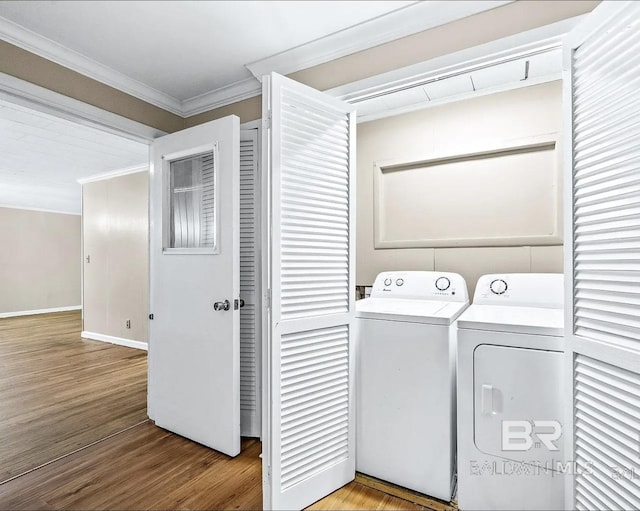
[0,207,81,314]
[82,171,149,343]
[357,81,564,297]
[0,40,183,134]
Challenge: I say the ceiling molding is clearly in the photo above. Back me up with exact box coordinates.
[0,72,163,142]
[0,203,81,216]
[245,0,512,80]
[181,77,261,117]
[78,164,148,185]
[0,16,184,115]
[0,13,260,117]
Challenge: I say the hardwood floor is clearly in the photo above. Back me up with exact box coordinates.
[0,311,147,482]
[0,311,439,510]
[0,421,428,510]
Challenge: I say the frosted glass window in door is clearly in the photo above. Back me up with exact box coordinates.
[169,151,216,249]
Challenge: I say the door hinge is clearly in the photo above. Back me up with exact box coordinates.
[149,314,154,320]
[262,110,272,130]
[234,299,239,310]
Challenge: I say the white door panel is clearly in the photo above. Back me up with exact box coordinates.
[564,2,640,509]
[262,73,356,510]
[148,116,241,457]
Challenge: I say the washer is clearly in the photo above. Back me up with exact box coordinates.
[456,273,565,511]
[356,271,469,501]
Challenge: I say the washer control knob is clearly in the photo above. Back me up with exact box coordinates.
[396,278,404,286]
[490,279,508,295]
[384,278,392,286]
[435,276,451,291]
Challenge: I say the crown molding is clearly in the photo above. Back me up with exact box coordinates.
[0,72,164,142]
[0,203,81,216]
[181,77,261,117]
[0,16,184,115]
[0,13,261,117]
[78,164,148,184]
[245,0,512,81]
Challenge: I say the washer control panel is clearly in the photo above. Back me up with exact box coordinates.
[474,273,563,308]
[370,271,468,302]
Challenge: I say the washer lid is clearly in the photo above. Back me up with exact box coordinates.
[356,298,468,325]
[457,304,564,336]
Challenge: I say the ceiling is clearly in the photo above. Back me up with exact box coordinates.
[0,0,517,216]
[0,99,148,214]
[0,0,413,114]
[0,1,509,115]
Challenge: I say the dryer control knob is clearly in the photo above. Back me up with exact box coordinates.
[396,278,404,286]
[384,278,392,286]
[435,276,451,291]
[490,279,508,295]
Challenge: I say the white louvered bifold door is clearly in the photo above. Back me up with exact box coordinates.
[240,127,261,438]
[565,2,640,509]
[262,73,356,511]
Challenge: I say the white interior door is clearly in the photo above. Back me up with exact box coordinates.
[262,73,356,510]
[148,115,241,457]
[564,2,640,509]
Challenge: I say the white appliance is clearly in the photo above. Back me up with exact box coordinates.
[356,271,469,500]
[456,273,565,511]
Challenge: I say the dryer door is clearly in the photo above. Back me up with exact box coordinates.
[474,345,564,467]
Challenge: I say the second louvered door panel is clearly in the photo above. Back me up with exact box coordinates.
[574,356,640,510]
[263,73,356,511]
[566,2,640,509]
[240,128,260,437]
[572,1,640,352]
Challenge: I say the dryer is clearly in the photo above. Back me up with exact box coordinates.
[456,273,565,511]
[356,271,469,501]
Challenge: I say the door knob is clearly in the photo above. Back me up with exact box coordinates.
[214,299,230,311]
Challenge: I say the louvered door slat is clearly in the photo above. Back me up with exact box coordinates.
[265,72,355,510]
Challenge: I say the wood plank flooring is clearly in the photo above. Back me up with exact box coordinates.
[0,311,147,482]
[0,421,427,510]
[0,311,438,510]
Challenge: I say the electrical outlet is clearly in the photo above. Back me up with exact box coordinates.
[126,319,131,329]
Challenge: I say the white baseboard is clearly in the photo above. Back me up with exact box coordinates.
[81,331,148,351]
[0,305,81,319]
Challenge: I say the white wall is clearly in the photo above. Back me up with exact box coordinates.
[356,81,564,296]
[82,171,148,344]
[0,207,81,315]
